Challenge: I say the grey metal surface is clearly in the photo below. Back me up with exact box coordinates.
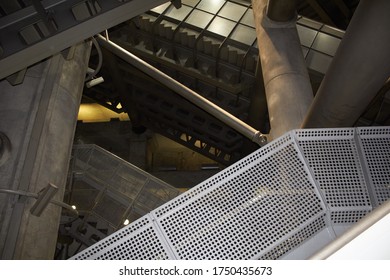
[295,128,372,224]
[73,215,175,260]
[71,126,390,260]
[357,127,390,206]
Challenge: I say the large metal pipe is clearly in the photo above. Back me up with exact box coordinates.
[302,0,390,128]
[252,0,313,139]
[96,35,267,146]
[266,0,297,22]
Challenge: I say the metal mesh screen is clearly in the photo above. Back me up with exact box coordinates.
[71,127,390,260]
[69,145,180,221]
[64,144,180,254]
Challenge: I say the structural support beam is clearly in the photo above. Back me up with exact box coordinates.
[252,0,313,139]
[302,0,390,128]
[97,35,267,146]
[0,0,169,80]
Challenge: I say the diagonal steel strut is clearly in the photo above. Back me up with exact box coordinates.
[96,34,267,147]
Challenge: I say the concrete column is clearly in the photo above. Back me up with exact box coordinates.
[302,0,390,128]
[252,0,313,139]
[0,41,91,259]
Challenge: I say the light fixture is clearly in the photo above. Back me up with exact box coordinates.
[123,219,130,226]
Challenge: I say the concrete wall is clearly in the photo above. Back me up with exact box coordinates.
[0,42,90,259]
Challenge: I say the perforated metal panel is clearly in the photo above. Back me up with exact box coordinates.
[71,127,390,260]
[72,216,175,260]
[295,128,372,224]
[357,127,390,206]
[152,135,325,259]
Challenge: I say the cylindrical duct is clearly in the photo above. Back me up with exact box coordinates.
[253,0,313,139]
[302,0,390,128]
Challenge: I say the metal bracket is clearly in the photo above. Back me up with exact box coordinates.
[0,184,79,217]
[6,68,27,86]
[30,183,59,216]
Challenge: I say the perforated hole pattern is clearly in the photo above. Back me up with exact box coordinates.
[154,134,294,219]
[259,215,327,260]
[73,216,151,259]
[157,142,324,259]
[358,127,390,205]
[73,127,390,260]
[297,137,371,223]
[96,225,171,260]
[330,210,371,224]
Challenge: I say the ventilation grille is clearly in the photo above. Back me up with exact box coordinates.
[71,127,390,260]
